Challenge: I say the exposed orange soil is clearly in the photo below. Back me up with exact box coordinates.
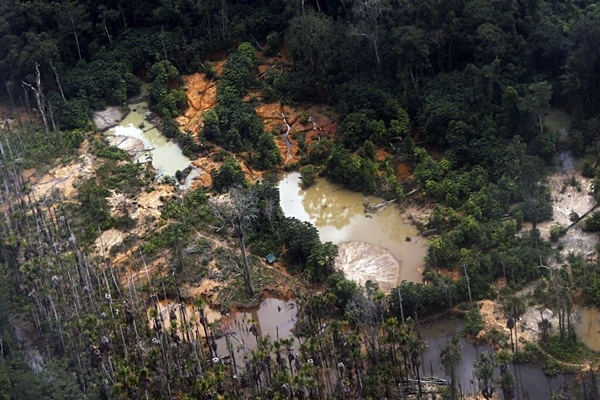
[375,148,392,161]
[396,162,414,183]
[438,268,462,282]
[176,72,220,135]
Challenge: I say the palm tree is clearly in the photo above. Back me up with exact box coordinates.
[474,351,496,400]
[440,334,462,400]
[408,335,425,397]
[496,350,515,400]
[538,316,552,343]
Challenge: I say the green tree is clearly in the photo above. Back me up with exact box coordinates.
[474,352,496,399]
[249,132,281,170]
[211,157,246,193]
[149,60,187,118]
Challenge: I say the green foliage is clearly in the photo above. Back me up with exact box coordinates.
[220,42,255,96]
[582,159,595,178]
[325,271,359,312]
[94,141,129,161]
[300,165,316,188]
[148,60,187,118]
[541,335,588,364]
[549,224,568,242]
[521,185,553,225]
[211,157,246,193]
[213,86,264,151]
[324,145,378,194]
[74,177,114,243]
[388,281,453,317]
[96,161,144,195]
[201,109,220,142]
[65,59,141,109]
[513,342,545,364]
[248,132,281,170]
[463,308,484,337]
[582,211,600,232]
[56,98,90,130]
[281,217,337,282]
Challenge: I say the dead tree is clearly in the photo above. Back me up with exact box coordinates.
[21,63,50,136]
[211,187,259,297]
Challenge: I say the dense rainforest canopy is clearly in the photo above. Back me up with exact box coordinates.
[3,0,600,398]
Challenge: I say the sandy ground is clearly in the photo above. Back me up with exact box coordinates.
[477,299,557,344]
[94,106,126,131]
[107,135,148,157]
[477,163,598,351]
[30,153,95,200]
[335,241,400,293]
[528,169,598,257]
[95,184,175,256]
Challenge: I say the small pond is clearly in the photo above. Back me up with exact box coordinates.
[278,172,427,284]
[106,100,198,185]
[149,298,298,364]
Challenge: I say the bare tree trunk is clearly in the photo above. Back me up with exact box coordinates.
[238,228,254,297]
[70,14,82,61]
[102,19,112,43]
[50,60,67,103]
[21,64,50,137]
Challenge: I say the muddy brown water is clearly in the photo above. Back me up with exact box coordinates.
[149,298,298,363]
[420,319,569,397]
[575,307,600,352]
[278,172,427,284]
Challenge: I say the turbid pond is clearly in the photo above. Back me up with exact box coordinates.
[278,172,427,286]
[150,298,298,361]
[420,319,569,398]
[105,100,199,186]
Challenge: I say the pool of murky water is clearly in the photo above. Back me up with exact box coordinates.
[278,172,427,284]
[106,100,196,182]
[420,318,568,397]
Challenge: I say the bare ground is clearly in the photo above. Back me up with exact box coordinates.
[30,153,95,201]
[335,241,400,293]
[527,170,598,257]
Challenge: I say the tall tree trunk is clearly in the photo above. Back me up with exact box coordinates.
[21,64,49,137]
[237,225,254,297]
[50,60,67,103]
[70,14,82,61]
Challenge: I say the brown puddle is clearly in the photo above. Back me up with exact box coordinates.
[575,307,600,351]
[148,298,298,365]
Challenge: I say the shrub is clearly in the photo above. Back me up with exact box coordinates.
[301,165,316,188]
[582,159,595,178]
[463,308,484,337]
[549,224,568,242]
[211,157,247,192]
